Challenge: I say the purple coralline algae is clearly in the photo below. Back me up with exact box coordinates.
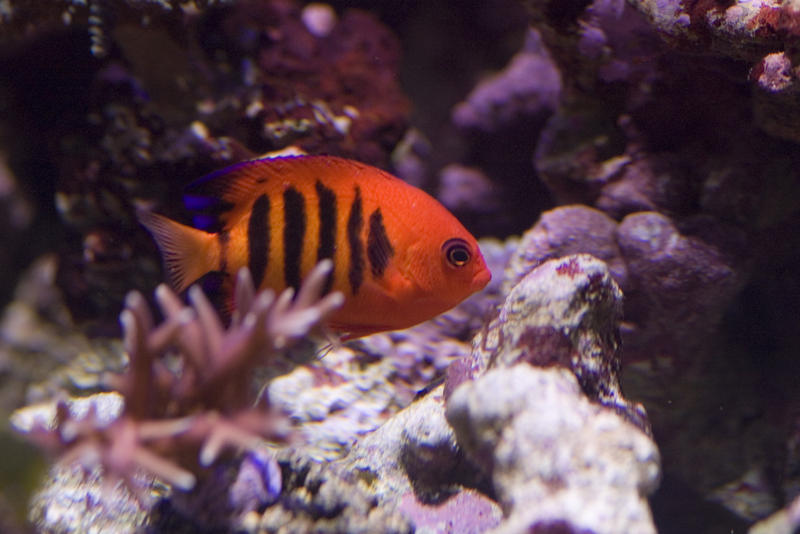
[503,206,748,364]
[437,164,501,215]
[452,28,562,132]
[616,211,747,361]
[397,489,502,534]
[503,205,627,293]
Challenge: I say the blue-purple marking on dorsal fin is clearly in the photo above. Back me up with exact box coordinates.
[183,196,236,231]
[183,159,264,232]
[185,160,254,198]
[190,213,221,231]
[182,155,384,232]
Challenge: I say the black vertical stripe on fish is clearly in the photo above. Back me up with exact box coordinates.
[347,186,364,295]
[248,194,270,289]
[367,208,394,278]
[283,186,306,292]
[217,230,230,274]
[315,180,337,295]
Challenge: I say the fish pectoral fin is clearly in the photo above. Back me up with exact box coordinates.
[373,264,417,299]
[326,273,415,339]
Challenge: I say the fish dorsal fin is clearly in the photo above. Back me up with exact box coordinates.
[184,155,396,230]
[184,157,276,230]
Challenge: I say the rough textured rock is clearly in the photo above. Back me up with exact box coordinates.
[630,0,800,59]
[259,252,656,533]
[446,365,660,534]
[447,253,657,532]
[498,212,768,528]
[257,450,414,534]
[616,212,747,362]
[8,246,662,533]
[751,51,800,143]
[259,386,497,534]
[29,462,153,534]
[503,207,749,365]
[329,387,461,503]
[437,164,501,214]
[503,205,626,294]
[468,254,646,432]
[626,0,800,143]
[452,28,561,132]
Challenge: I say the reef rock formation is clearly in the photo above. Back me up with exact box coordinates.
[470,253,645,430]
[504,206,748,365]
[447,365,659,534]
[254,254,658,533]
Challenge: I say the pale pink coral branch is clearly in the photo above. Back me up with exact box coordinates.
[14,261,344,499]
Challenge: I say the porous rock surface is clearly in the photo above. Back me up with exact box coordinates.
[470,253,646,431]
[504,206,748,364]
[262,254,659,533]
[446,365,660,534]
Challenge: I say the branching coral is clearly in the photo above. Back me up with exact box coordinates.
[13,260,343,501]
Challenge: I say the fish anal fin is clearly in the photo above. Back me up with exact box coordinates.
[137,209,220,293]
[195,271,234,324]
[328,322,391,341]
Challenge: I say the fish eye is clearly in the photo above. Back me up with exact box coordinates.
[443,238,471,268]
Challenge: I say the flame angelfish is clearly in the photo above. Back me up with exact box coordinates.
[138,155,491,338]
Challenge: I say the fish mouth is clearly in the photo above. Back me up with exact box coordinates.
[472,268,492,290]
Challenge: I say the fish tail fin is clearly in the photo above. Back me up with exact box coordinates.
[137,209,220,293]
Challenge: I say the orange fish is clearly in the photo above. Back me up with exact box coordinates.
[138,155,491,338]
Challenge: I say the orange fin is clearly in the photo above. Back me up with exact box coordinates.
[137,209,220,293]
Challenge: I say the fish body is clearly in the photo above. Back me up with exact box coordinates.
[138,155,490,338]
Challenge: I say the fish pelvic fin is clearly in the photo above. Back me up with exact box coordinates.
[137,209,220,293]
